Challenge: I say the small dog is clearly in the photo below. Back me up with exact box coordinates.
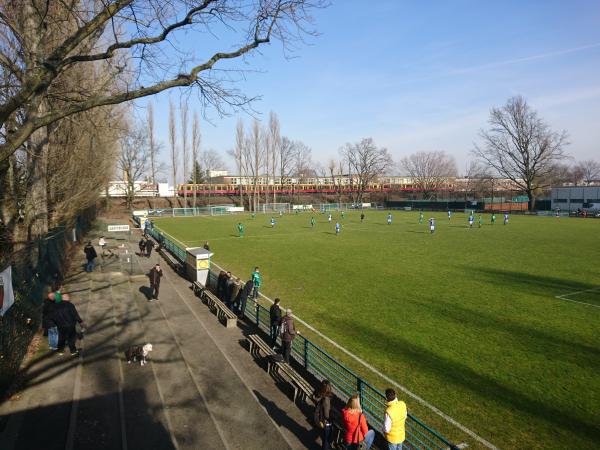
[125,343,153,366]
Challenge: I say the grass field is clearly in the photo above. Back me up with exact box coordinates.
[154,210,600,450]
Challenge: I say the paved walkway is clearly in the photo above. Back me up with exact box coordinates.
[0,224,320,450]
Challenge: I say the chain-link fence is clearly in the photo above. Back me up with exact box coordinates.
[0,206,96,395]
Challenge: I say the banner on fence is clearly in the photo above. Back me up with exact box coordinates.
[107,224,131,232]
[0,265,15,316]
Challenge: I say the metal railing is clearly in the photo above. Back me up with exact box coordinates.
[151,228,460,450]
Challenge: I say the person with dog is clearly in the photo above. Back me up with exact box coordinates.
[280,309,300,364]
[342,394,375,450]
[149,264,163,300]
[83,241,97,272]
[269,298,282,349]
[53,294,86,356]
[313,379,334,450]
[383,388,408,450]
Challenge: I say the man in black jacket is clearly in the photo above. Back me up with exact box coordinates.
[145,239,155,258]
[53,298,85,356]
[269,298,282,349]
[83,241,97,272]
[235,279,253,319]
[149,264,162,300]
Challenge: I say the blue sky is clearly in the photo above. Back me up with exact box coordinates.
[135,0,600,177]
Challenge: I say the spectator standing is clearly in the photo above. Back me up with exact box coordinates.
[228,278,242,310]
[313,380,334,450]
[280,309,299,363]
[383,388,407,450]
[149,264,163,300]
[83,241,97,272]
[53,295,85,356]
[236,279,253,318]
[269,298,282,348]
[43,293,58,350]
[138,237,146,255]
[224,274,235,308]
[251,266,261,300]
[203,241,211,251]
[217,271,228,300]
[342,394,375,450]
[145,238,155,258]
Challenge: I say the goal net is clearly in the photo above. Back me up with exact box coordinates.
[262,203,291,214]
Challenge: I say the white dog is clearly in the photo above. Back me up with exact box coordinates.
[125,343,153,366]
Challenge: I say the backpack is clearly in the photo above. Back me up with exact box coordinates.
[280,318,289,337]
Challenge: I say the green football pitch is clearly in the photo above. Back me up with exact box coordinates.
[153,210,600,450]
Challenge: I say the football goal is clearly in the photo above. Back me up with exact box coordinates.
[262,203,291,214]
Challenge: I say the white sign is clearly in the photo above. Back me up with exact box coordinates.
[107,224,130,232]
[0,266,15,316]
[132,210,148,217]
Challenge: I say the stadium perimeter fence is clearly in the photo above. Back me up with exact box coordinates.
[148,227,460,450]
[141,203,378,218]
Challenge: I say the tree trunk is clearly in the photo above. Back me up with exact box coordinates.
[527,189,536,211]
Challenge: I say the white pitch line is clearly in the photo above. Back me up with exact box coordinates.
[155,227,499,449]
[555,287,600,299]
[554,287,600,309]
[209,260,499,450]
[553,297,600,309]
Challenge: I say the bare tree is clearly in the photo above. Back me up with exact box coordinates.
[201,149,225,206]
[262,127,271,204]
[147,101,160,209]
[292,140,314,182]
[168,98,178,197]
[279,137,296,188]
[328,158,346,204]
[400,151,457,199]
[341,138,393,204]
[229,118,246,207]
[544,162,577,187]
[473,96,568,210]
[574,159,600,185]
[0,0,327,163]
[269,111,281,203]
[180,99,189,207]
[461,160,493,206]
[191,111,201,207]
[247,119,264,212]
[118,121,149,209]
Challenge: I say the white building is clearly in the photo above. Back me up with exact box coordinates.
[551,186,600,211]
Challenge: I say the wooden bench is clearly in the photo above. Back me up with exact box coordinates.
[192,280,204,296]
[247,333,275,358]
[273,359,315,404]
[246,334,314,404]
[158,247,183,274]
[200,288,237,328]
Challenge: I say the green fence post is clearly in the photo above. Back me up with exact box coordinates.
[304,339,309,369]
[357,377,363,406]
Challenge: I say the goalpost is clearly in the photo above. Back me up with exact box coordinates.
[261,203,291,214]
